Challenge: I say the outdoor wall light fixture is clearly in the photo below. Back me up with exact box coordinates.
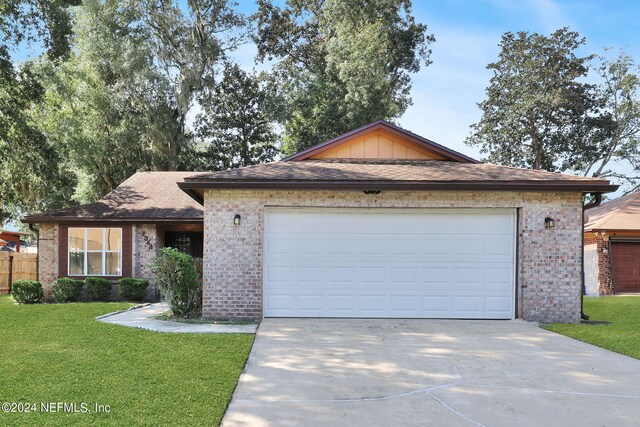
[602,245,609,254]
[234,214,241,226]
[544,217,555,229]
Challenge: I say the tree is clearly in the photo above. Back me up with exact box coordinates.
[0,0,80,223]
[254,0,434,155]
[27,0,252,205]
[569,51,640,191]
[31,0,174,203]
[466,28,596,171]
[139,0,248,169]
[194,64,278,170]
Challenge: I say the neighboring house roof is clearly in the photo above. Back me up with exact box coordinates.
[23,172,203,224]
[0,230,27,237]
[585,191,640,231]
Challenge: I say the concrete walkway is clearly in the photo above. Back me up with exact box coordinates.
[97,303,257,334]
[223,318,640,426]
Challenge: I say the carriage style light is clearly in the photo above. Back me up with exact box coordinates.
[544,217,555,229]
[234,214,241,226]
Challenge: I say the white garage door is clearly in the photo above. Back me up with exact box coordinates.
[264,208,516,319]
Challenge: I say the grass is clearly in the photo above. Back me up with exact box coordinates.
[0,296,254,426]
[545,296,640,360]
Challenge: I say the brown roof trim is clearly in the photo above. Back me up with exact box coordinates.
[21,216,204,225]
[181,188,204,205]
[178,180,619,193]
[281,121,480,164]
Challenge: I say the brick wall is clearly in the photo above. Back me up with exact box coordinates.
[203,189,584,323]
[36,223,161,301]
[37,224,58,299]
[133,224,160,300]
[584,233,613,294]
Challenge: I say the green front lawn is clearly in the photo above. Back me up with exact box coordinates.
[0,296,253,426]
[545,296,640,360]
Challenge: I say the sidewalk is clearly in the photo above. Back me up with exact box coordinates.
[97,303,258,334]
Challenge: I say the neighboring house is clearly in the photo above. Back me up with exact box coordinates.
[25,121,617,322]
[0,230,28,252]
[584,192,640,295]
[23,172,203,299]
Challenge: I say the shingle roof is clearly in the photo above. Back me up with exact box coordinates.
[585,191,640,231]
[23,172,203,223]
[180,159,616,192]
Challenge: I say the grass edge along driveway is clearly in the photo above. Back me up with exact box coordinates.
[545,296,640,360]
[0,296,253,426]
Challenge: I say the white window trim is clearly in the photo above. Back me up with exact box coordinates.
[68,227,122,276]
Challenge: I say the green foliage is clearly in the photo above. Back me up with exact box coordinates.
[51,277,83,303]
[85,277,112,301]
[195,63,279,170]
[254,0,435,155]
[151,247,201,317]
[568,50,640,191]
[0,295,253,425]
[11,280,44,304]
[0,1,79,222]
[466,28,596,171]
[118,278,149,302]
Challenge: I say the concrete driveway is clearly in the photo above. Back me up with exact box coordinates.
[222,319,640,427]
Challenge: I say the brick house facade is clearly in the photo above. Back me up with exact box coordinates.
[27,122,617,323]
[202,189,584,323]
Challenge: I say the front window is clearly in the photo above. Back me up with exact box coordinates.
[68,228,122,276]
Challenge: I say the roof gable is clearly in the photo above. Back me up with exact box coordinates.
[585,191,640,231]
[283,121,479,163]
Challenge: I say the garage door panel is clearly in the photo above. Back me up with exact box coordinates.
[264,208,515,319]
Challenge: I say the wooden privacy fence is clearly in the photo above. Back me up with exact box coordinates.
[0,252,38,294]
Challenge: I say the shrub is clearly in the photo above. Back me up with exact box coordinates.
[85,277,112,301]
[12,280,44,304]
[51,277,83,303]
[151,248,202,317]
[118,278,149,302]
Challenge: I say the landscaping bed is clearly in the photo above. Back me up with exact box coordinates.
[0,295,253,426]
[545,296,640,360]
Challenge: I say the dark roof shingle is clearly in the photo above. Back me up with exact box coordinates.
[23,172,203,223]
[181,159,616,192]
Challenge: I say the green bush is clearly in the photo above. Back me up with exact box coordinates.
[118,278,149,302]
[151,248,202,317]
[85,277,112,301]
[51,277,83,303]
[12,280,44,304]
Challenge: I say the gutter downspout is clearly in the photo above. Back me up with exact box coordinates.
[582,193,603,321]
[28,223,39,282]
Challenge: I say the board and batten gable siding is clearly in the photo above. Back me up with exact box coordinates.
[309,130,447,160]
[202,189,584,323]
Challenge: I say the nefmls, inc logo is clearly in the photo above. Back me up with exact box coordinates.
[40,402,91,413]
